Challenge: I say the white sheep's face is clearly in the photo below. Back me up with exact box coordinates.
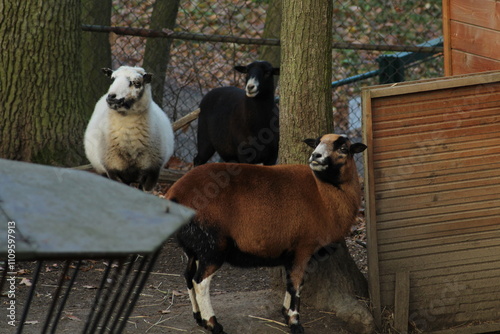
[102,66,152,113]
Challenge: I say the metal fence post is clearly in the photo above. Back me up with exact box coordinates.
[377,55,405,84]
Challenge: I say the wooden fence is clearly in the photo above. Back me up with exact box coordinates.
[363,70,500,333]
[443,0,500,76]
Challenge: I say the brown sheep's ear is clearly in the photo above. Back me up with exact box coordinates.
[350,143,367,154]
[272,67,280,75]
[102,68,113,77]
[303,138,318,148]
[143,73,153,84]
[234,65,248,74]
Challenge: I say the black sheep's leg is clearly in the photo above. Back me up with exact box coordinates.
[194,119,217,166]
[194,141,216,166]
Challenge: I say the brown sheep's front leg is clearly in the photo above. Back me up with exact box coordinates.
[282,261,307,334]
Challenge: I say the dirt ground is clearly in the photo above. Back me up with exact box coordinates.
[1,183,369,334]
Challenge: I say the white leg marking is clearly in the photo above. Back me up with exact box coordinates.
[287,309,300,324]
[188,287,200,313]
[194,274,215,321]
[283,291,292,310]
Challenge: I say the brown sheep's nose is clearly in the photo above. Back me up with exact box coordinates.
[312,152,322,159]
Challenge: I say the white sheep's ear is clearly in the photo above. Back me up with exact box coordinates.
[143,73,153,84]
[272,67,280,75]
[303,138,318,148]
[101,68,113,77]
[350,143,367,154]
[234,65,248,74]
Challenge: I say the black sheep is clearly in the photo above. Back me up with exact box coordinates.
[194,61,280,166]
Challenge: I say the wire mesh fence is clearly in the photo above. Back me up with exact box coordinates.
[81,0,443,168]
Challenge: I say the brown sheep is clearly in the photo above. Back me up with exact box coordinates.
[166,134,367,334]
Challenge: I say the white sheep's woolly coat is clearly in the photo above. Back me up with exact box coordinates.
[84,66,174,187]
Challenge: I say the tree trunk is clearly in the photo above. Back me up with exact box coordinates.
[142,0,180,107]
[279,0,334,165]
[278,1,374,333]
[0,1,87,166]
[81,0,112,119]
[259,0,282,69]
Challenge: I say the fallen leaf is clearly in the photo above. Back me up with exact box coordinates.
[20,278,32,286]
[66,314,82,321]
[82,285,98,289]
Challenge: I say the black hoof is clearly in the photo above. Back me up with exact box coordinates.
[211,322,224,334]
[203,316,224,334]
[290,323,304,334]
[193,312,203,326]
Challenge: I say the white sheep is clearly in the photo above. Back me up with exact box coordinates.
[84,66,174,191]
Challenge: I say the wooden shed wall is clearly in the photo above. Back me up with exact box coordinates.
[363,71,500,333]
[443,0,500,76]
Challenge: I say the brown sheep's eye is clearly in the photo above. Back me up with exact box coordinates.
[340,147,349,154]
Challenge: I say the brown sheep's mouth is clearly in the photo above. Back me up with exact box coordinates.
[309,159,328,171]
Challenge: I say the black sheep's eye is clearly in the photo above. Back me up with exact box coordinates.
[134,81,142,88]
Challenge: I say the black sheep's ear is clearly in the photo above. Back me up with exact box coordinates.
[303,138,318,148]
[102,68,113,77]
[234,65,248,74]
[143,73,153,84]
[350,143,367,154]
[272,67,280,75]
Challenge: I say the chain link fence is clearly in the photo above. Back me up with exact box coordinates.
[82,0,443,169]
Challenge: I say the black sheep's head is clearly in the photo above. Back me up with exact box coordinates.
[234,61,280,98]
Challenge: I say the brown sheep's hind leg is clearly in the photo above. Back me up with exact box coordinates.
[193,263,225,333]
[184,255,203,326]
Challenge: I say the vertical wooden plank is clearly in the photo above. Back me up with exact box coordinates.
[394,271,410,334]
[442,0,453,76]
[362,89,382,327]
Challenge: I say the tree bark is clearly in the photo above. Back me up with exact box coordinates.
[279,0,334,165]
[81,0,112,118]
[142,0,180,107]
[278,1,374,333]
[259,0,282,68]
[0,1,87,166]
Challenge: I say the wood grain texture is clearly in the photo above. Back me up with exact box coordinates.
[443,0,500,75]
[363,71,500,332]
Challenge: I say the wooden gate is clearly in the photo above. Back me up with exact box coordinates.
[363,71,500,333]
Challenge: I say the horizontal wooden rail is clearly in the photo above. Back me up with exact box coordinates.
[82,24,443,53]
